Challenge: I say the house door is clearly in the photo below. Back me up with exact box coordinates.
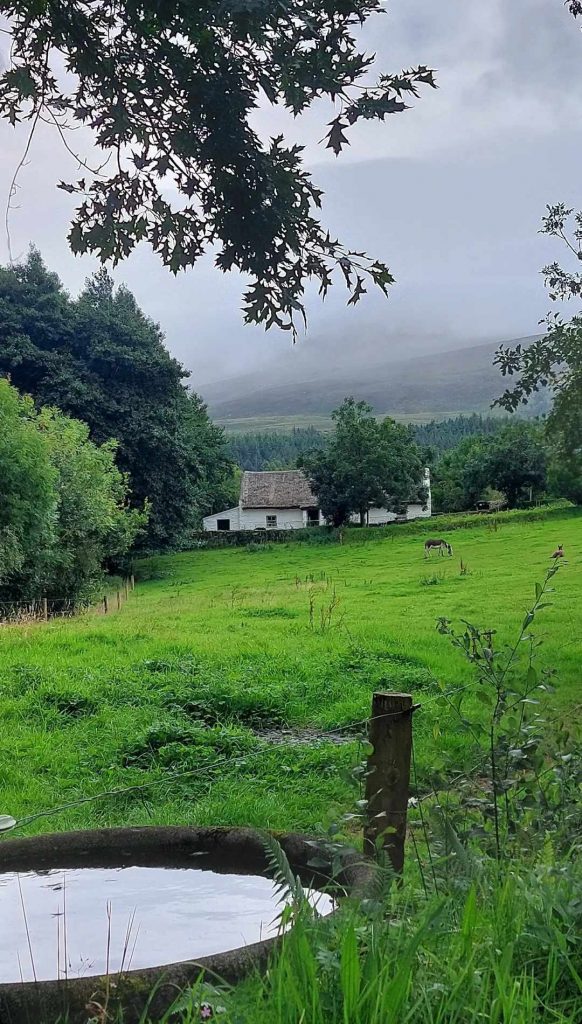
[306,508,320,526]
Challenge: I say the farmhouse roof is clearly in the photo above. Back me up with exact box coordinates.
[240,470,318,509]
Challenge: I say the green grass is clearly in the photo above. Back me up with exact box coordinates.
[216,410,472,434]
[1,507,580,841]
[154,863,582,1024]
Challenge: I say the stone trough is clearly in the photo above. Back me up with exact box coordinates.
[0,826,372,1024]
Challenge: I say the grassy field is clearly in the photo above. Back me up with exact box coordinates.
[216,410,470,434]
[1,506,580,843]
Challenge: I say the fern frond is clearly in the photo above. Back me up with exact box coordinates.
[261,832,310,913]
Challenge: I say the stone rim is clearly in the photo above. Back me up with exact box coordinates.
[0,825,373,1024]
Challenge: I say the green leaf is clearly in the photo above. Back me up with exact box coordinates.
[476,690,493,706]
[340,922,361,1024]
[526,666,538,687]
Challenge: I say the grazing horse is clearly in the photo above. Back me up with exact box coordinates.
[551,544,564,559]
[424,538,453,557]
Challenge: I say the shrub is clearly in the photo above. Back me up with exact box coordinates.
[0,378,146,606]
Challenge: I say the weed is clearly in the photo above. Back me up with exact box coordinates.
[140,656,200,676]
[420,572,444,586]
[243,607,297,619]
[39,690,97,719]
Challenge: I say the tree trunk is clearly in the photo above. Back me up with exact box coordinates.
[359,509,366,526]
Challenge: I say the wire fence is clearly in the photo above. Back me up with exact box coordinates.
[0,576,135,625]
[7,685,467,833]
[11,683,576,836]
[2,672,576,877]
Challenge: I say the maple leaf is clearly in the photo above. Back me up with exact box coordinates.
[347,275,367,306]
[325,118,350,156]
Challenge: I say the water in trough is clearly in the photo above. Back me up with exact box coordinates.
[0,865,333,983]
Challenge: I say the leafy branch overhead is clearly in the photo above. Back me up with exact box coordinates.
[0,1,435,333]
[494,204,582,468]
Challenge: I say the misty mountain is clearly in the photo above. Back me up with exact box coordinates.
[202,336,541,423]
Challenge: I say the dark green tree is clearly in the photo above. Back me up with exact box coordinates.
[228,427,327,471]
[431,436,492,513]
[0,250,233,548]
[485,422,547,508]
[413,413,507,454]
[432,423,547,512]
[0,2,435,332]
[300,398,426,526]
[548,447,582,505]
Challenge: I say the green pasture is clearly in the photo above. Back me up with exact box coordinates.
[1,507,580,840]
[216,409,469,433]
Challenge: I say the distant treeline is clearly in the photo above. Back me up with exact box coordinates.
[227,426,327,470]
[228,415,508,470]
[413,413,509,454]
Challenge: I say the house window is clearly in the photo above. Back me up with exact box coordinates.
[217,518,230,531]
[266,514,278,529]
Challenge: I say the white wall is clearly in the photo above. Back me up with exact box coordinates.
[346,500,431,526]
[364,507,398,526]
[202,506,240,532]
[405,503,431,520]
[239,507,307,531]
[203,506,321,531]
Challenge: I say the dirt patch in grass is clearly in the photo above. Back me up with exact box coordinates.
[254,727,355,746]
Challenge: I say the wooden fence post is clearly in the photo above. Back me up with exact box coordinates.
[130,574,135,591]
[124,580,129,600]
[42,597,48,622]
[364,692,413,875]
[103,596,108,614]
[116,590,121,611]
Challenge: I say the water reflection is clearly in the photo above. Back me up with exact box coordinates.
[0,865,333,983]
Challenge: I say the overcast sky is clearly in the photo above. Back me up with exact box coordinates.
[1,0,581,386]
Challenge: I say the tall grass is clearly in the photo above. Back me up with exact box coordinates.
[147,858,582,1024]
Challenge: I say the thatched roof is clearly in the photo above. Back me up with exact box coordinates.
[240,471,318,509]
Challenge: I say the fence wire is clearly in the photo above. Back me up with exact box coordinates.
[6,683,491,833]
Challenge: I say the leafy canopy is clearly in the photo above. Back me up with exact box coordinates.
[0,1,435,334]
[300,397,426,526]
[485,421,547,509]
[0,249,234,549]
[431,436,492,514]
[495,205,582,440]
[495,204,582,503]
[431,422,547,513]
[0,379,56,595]
[0,377,144,604]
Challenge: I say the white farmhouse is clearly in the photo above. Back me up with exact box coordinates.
[203,469,431,532]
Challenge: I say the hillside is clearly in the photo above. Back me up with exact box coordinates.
[203,336,541,427]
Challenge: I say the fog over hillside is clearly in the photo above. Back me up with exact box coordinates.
[202,336,542,422]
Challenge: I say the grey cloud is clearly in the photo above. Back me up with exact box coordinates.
[0,0,581,387]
